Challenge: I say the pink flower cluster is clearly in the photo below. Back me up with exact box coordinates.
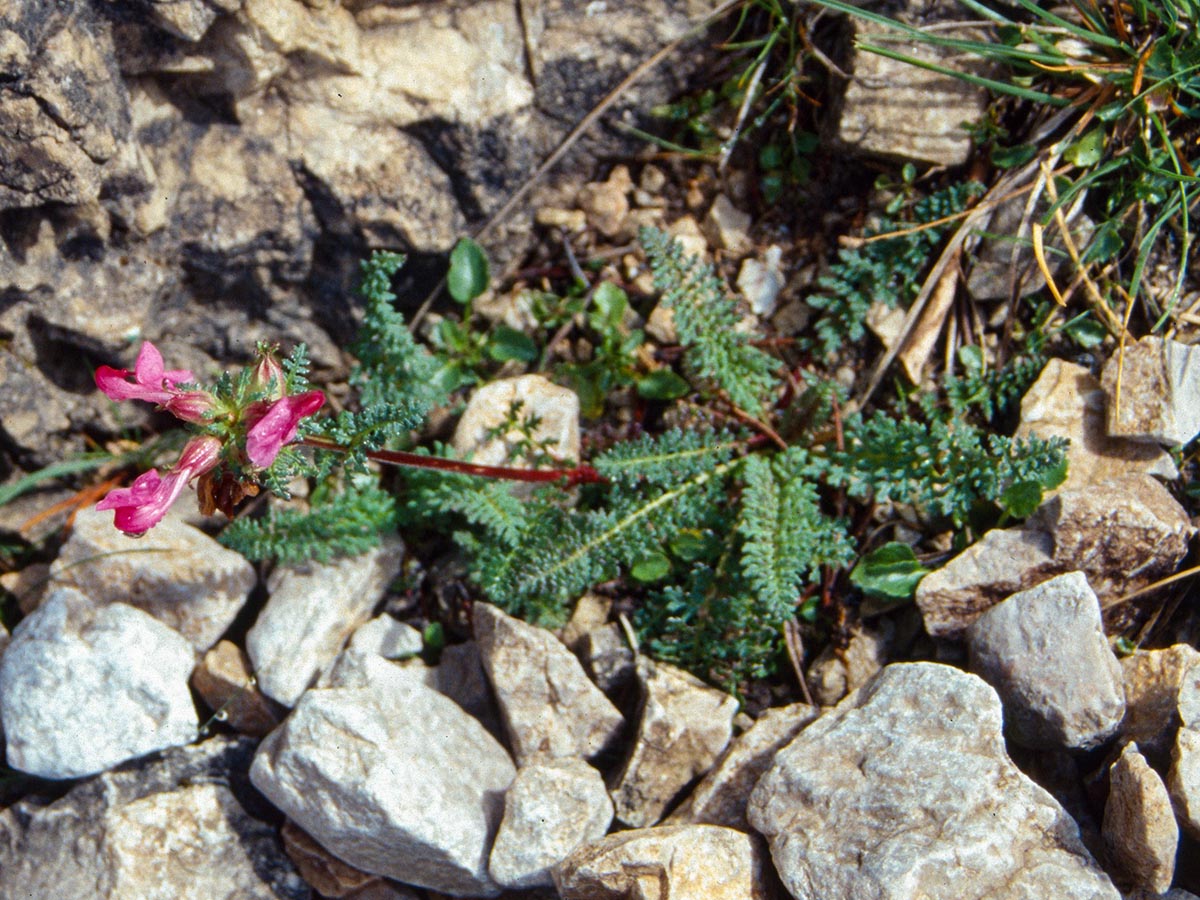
[95,342,324,535]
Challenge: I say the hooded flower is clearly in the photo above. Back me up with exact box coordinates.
[245,391,325,467]
[95,342,194,405]
[96,435,222,535]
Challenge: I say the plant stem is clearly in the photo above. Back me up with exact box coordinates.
[299,436,606,486]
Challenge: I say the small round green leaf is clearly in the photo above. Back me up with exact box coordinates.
[999,480,1045,519]
[447,237,490,304]
[849,542,930,602]
[487,326,538,363]
[1064,126,1105,168]
[630,552,672,583]
[637,369,690,400]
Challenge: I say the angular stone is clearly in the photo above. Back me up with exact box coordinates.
[1180,660,1200,729]
[836,6,985,166]
[246,536,405,705]
[666,702,818,831]
[916,475,1193,639]
[577,167,631,239]
[704,194,752,254]
[433,640,505,739]
[967,572,1125,750]
[347,614,423,660]
[0,737,310,900]
[559,592,612,652]
[1169,727,1200,840]
[250,652,515,896]
[473,602,624,765]
[192,639,280,738]
[488,758,613,889]
[1017,359,1177,492]
[577,623,637,696]
[806,621,892,707]
[748,663,1120,900]
[1102,336,1200,446]
[1122,644,1200,757]
[0,587,198,779]
[1103,743,1177,894]
[282,820,382,899]
[610,659,739,828]
[736,245,786,317]
[51,506,255,652]
[452,375,580,468]
[553,824,771,900]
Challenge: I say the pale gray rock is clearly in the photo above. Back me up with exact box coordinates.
[434,640,505,738]
[1103,743,1177,895]
[610,658,739,828]
[348,614,424,660]
[836,3,986,166]
[807,621,892,707]
[1180,660,1200,729]
[968,572,1125,750]
[0,587,197,779]
[474,602,624,766]
[1169,726,1200,840]
[916,475,1194,639]
[553,824,772,900]
[577,623,637,695]
[577,166,631,239]
[143,0,238,42]
[1102,336,1200,446]
[748,662,1121,900]
[558,592,613,652]
[488,758,613,890]
[736,245,786,317]
[705,194,752,254]
[0,737,310,900]
[1121,644,1200,757]
[250,652,515,896]
[246,536,405,705]
[1017,359,1177,492]
[453,375,580,468]
[666,701,818,831]
[52,506,255,652]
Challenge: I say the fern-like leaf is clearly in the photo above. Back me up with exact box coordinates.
[640,227,779,412]
[593,428,742,487]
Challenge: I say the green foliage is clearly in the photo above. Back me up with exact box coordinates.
[592,428,742,486]
[447,237,490,304]
[807,181,984,356]
[640,226,779,412]
[850,542,930,603]
[219,482,399,565]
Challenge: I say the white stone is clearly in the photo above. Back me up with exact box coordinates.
[736,245,785,317]
[348,614,424,659]
[488,758,613,889]
[704,194,751,254]
[246,536,405,705]
[250,652,515,896]
[0,588,197,779]
[967,572,1125,750]
[1102,336,1200,446]
[1170,726,1200,840]
[51,506,255,652]
[748,663,1120,900]
[1121,645,1200,756]
[452,375,580,468]
[474,602,624,765]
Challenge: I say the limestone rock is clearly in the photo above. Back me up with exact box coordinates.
[282,820,382,899]
[52,506,255,652]
[433,640,505,739]
[488,758,613,889]
[806,621,892,707]
[246,536,405,705]
[968,572,1125,750]
[736,245,786,317]
[250,652,515,896]
[558,592,612,651]
[836,4,986,166]
[1103,743,1177,894]
[577,623,637,695]
[705,194,752,254]
[347,614,423,660]
[748,662,1121,900]
[192,639,280,738]
[1017,359,1177,492]
[452,375,580,468]
[0,737,310,900]
[666,701,818,831]
[1170,726,1200,839]
[0,587,198,779]
[1121,644,1200,757]
[610,658,739,828]
[474,602,624,765]
[1180,660,1200,729]
[916,475,1193,639]
[577,166,631,239]
[553,824,771,900]
[1102,336,1200,446]
[143,0,239,42]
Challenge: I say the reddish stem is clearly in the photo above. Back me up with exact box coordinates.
[299,437,606,486]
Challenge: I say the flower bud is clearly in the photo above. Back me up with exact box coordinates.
[163,390,218,424]
[250,348,288,401]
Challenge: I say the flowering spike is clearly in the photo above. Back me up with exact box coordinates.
[245,391,326,467]
[95,341,194,404]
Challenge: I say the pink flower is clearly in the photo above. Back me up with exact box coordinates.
[162,390,218,424]
[96,342,194,405]
[96,436,222,535]
[245,391,325,467]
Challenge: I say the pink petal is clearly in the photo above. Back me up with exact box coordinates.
[96,469,187,535]
[245,391,325,467]
[95,341,194,404]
